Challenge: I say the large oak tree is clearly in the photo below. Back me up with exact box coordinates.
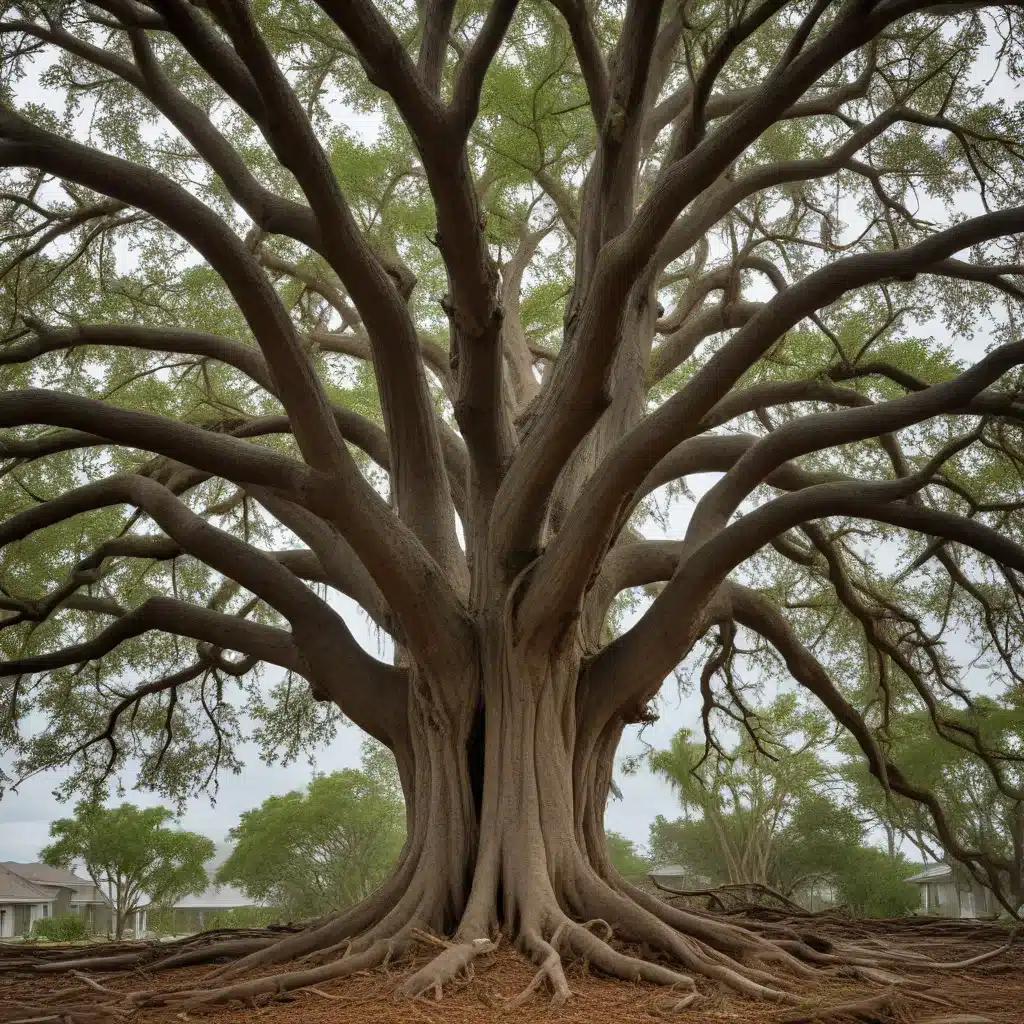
[3,0,1024,1009]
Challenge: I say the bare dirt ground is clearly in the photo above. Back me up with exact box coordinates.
[1,913,1021,1024]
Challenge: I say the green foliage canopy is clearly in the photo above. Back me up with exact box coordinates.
[605,831,653,881]
[216,741,405,919]
[40,801,214,938]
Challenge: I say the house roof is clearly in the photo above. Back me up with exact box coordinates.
[138,882,262,911]
[904,863,952,884]
[0,865,52,903]
[2,862,91,889]
[648,864,693,877]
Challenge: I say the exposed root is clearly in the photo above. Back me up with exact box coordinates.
[915,925,1019,969]
[623,879,829,971]
[563,918,698,990]
[778,987,920,1023]
[6,868,1015,1020]
[147,937,276,971]
[203,910,357,981]
[648,990,702,1015]
[295,936,351,966]
[578,869,801,1002]
[138,940,399,1009]
[0,929,295,978]
[394,936,496,1000]
[0,1001,126,1024]
[67,970,122,996]
[649,879,806,915]
[911,1017,995,1024]
[511,923,573,1007]
[31,952,150,974]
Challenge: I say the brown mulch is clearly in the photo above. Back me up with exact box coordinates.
[2,920,1023,1024]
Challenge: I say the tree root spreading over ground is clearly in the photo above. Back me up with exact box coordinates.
[1,911,1020,1024]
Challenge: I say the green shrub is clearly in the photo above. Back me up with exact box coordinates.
[202,906,282,930]
[32,913,89,942]
[146,904,282,936]
[144,906,177,936]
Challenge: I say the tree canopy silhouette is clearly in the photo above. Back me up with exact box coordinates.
[2,0,1024,1009]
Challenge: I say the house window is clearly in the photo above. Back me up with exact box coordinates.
[42,905,49,918]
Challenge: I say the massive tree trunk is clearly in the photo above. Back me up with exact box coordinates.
[174,603,836,1009]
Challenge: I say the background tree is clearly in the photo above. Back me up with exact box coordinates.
[648,754,922,914]
[643,696,832,888]
[604,831,652,883]
[40,802,213,938]
[217,740,405,919]
[833,847,921,917]
[842,703,1024,912]
[2,0,1024,1006]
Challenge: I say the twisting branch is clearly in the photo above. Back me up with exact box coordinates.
[729,583,1022,912]
[199,0,464,578]
[687,340,1024,541]
[521,205,1024,642]
[0,106,349,474]
[0,596,303,676]
[0,390,471,678]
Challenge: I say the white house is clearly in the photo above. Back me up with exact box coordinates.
[132,881,264,936]
[904,862,1003,918]
[2,862,112,934]
[0,864,54,938]
[130,846,266,936]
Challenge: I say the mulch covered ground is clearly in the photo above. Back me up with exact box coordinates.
[2,914,1022,1024]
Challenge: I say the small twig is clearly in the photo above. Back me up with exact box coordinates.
[409,928,451,950]
[302,986,345,1001]
[68,969,120,995]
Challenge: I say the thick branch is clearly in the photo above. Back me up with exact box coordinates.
[522,205,1024,641]
[0,109,349,476]
[0,595,302,676]
[689,339,1024,541]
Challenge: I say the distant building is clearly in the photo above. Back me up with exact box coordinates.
[133,881,265,936]
[0,862,112,937]
[131,845,264,936]
[647,864,713,891]
[904,862,1003,918]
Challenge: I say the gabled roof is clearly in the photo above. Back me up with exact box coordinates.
[649,864,694,877]
[0,865,52,903]
[904,863,952,884]
[138,882,262,911]
[2,862,91,889]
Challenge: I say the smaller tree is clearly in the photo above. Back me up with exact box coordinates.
[217,741,405,919]
[605,832,652,882]
[41,803,213,939]
[841,701,1024,914]
[834,848,921,918]
[642,696,832,888]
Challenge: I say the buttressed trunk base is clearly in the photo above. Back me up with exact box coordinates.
[126,628,931,1012]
